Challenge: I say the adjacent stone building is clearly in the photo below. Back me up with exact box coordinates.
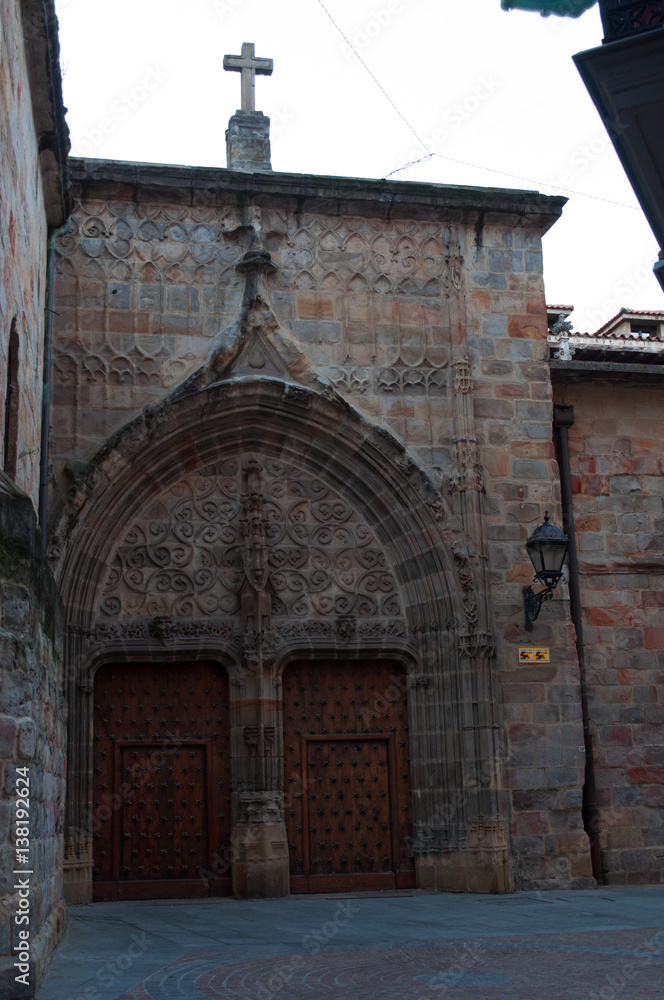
[0,1,70,996]
[549,310,664,885]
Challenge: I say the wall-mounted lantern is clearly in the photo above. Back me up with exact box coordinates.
[523,512,569,630]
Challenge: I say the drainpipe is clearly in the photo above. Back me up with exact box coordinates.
[553,403,604,884]
[39,218,71,545]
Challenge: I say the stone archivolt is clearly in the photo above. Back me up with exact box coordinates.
[98,457,403,624]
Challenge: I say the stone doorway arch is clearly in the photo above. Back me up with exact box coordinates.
[53,376,508,901]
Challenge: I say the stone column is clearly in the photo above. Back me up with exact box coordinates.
[435,252,511,892]
[230,462,289,897]
[62,632,93,904]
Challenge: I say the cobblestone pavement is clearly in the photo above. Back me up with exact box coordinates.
[38,889,664,1000]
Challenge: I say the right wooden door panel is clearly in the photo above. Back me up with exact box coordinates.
[282,660,415,893]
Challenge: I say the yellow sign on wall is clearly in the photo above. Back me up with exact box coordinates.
[519,647,550,662]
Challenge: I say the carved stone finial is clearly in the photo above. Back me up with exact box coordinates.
[552,314,575,360]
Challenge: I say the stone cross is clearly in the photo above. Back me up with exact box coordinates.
[223,42,273,113]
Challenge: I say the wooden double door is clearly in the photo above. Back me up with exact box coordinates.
[283,660,415,893]
[93,658,415,899]
[92,662,231,900]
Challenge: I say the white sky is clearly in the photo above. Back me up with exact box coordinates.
[54,0,662,331]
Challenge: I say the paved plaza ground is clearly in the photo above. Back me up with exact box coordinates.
[37,888,664,1000]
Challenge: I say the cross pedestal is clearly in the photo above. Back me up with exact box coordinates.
[225,111,271,172]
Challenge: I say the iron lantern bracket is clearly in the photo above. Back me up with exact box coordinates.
[523,581,557,631]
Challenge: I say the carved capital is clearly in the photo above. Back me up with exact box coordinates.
[336,616,356,641]
[244,725,260,754]
[243,724,277,756]
[408,674,431,688]
[239,791,283,825]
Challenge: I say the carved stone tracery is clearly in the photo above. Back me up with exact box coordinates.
[98,457,403,626]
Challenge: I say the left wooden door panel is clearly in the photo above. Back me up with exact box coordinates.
[93,662,231,900]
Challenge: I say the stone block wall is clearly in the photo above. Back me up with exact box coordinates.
[0,0,49,506]
[465,226,591,889]
[552,379,664,885]
[0,482,66,999]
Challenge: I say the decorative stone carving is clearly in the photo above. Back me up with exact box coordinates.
[242,626,275,674]
[239,791,283,825]
[244,725,260,753]
[447,436,484,495]
[326,351,449,397]
[97,457,403,624]
[275,619,408,639]
[327,367,370,394]
[376,363,447,395]
[61,203,463,300]
[282,384,312,407]
[552,314,576,361]
[457,632,496,658]
[243,724,276,756]
[452,356,473,394]
[463,596,479,626]
[69,618,235,643]
[408,622,443,635]
[336,616,356,641]
[442,231,464,297]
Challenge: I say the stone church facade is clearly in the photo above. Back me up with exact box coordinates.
[48,157,595,904]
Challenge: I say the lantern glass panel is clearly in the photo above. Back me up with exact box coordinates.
[541,539,567,575]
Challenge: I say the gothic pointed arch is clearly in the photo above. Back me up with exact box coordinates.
[52,377,458,632]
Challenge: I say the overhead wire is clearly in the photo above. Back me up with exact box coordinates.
[313,0,640,212]
[313,0,429,154]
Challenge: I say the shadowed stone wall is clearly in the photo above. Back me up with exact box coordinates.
[0,482,66,999]
[0,2,70,994]
[0,0,48,503]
